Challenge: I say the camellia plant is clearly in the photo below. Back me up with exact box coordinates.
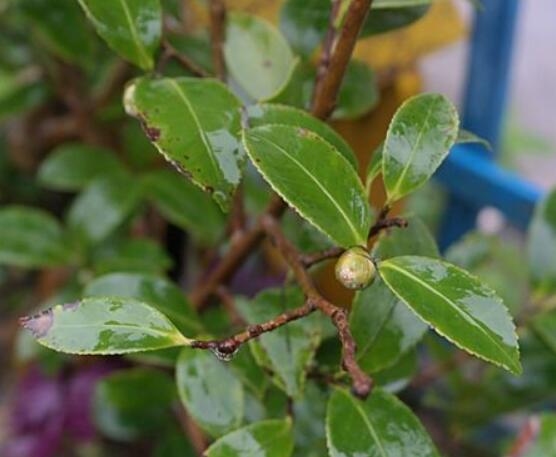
[1,0,556,456]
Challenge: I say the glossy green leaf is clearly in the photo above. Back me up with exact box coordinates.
[456,128,492,150]
[91,238,172,275]
[67,174,142,243]
[19,0,93,65]
[176,348,244,436]
[380,256,521,374]
[236,288,321,398]
[527,188,556,295]
[326,388,440,457]
[38,143,125,191]
[264,57,315,110]
[279,0,328,57]
[224,13,295,100]
[20,296,190,354]
[362,3,430,36]
[0,206,74,268]
[78,0,161,70]
[142,169,224,245]
[382,93,459,203]
[124,77,243,211]
[246,103,357,169]
[84,272,202,337]
[243,124,371,247]
[333,60,378,120]
[94,368,176,441]
[205,419,294,457]
[522,414,556,457]
[365,144,383,192]
[531,309,556,355]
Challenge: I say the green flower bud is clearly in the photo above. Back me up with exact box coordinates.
[334,246,376,290]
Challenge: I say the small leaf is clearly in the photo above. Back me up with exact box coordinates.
[94,368,176,441]
[142,169,224,245]
[224,12,295,100]
[380,256,521,374]
[456,129,492,150]
[365,144,383,192]
[382,93,459,203]
[38,143,125,191]
[280,0,329,57]
[333,60,379,120]
[531,309,556,355]
[0,206,74,268]
[362,3,431,36]
[20,296,190,354]
[243,124,371,247]
[176,348,244,436]
[246,103,357,169]
[205,419,294,457]
[527,188,556,295]
[124,77,243,211]
[236,288,321,398]
[84,272,203,337]
[67,174,142,243]
[78,0,161,70]
[522,414,556,457]
[373,0,431,7]
[326,388,440,457]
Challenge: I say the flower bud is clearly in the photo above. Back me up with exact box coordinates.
[334,246,376,290]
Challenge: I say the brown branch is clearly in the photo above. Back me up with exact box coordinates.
[209,0,227,81]
[312,0,374,119]
[175,405,208,454]
[301,246,345,268]
[215,285,245,326]
[161,39,210,77]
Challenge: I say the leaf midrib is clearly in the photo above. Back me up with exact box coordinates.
[345,392,388,457]
[117,0,150,67]
[382,261,517,369]
[251,131,364,245]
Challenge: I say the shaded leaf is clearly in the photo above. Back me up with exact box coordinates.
[176,348,244,436]
[362,3,430,36]
[84,272,202,336]
[326,388,440,457]
[20,296,189,354]
[373,349,418,393]
[78,0,161,69]
[383,93,459,203]
[153,426,197,457]
[246,103,357,169]
[205,419,294,457]
[224,13,295,100]
[292,382,328,457]
[0,69,49,120]
[380,256,521,374]
[142,169,224,245]
[243,124,371,247]
[265,57,315,110]
[333,60,378,120]
[0,206,74,268]
[531,309,556,355]
[365,144,383,192]
[38,143,125,191]
[67,174,142,243]
[236,288,321,398]
[527,188,556,295]
[124,77,243,211]
[94,368,176,441]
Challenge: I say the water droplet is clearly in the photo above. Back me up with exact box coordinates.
[210,346,239,362]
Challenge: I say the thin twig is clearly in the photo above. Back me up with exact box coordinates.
[174,405,208,454]
[215,285,245,326]
[301,246,345,268]
[208,0,227,81]
[161,39,210,77]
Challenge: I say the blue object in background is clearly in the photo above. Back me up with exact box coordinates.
[435,0,544,249]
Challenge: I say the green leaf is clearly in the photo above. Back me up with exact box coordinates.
[236,288,321,398]
[380,256,521,374]
[153,426,196,457]
[176,348,244,436]
[67,174,142,243]
[243,124,371,247]
[19,0,93,66]
[77,0,161,70]
[91,238,172,275]
[326,388,440,457]
[363,3,431,36]
[522,414,556,457]
[333,60,379,120]
[373,0,431,7]
[527,188,556,295]
[0,206,74,268]
[84,272,203,337]
[205,419,294,457]
[38,143,125,191]
[373,349,418,393]
[0,69,49,121]
[456,129,492,150]
[94,368,176,441]
[292,382,328,457]
[124,77,243,211]
[365,144,383,192]
[142,169,224,245]
[382,93,459,203]
[246,103,357,169]
[531,309,556,355]
[20,296,189,354]
[264,57,315,110]
[224,12,295,101]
